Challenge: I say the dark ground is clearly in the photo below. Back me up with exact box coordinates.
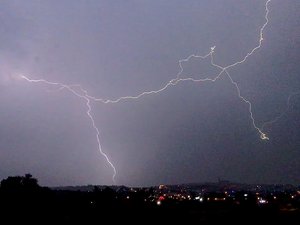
[1,175,299,224]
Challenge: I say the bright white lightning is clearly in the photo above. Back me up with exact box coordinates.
[225,71,269,140]
[20,0,276,183]
[84,48,219,104]
[83,0,271,140]
[20,75,117,184]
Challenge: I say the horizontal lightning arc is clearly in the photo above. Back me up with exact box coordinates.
[84,0,271,140]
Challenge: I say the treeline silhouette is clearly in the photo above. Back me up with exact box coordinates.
[0,174,161,223]
[0,174,299,223]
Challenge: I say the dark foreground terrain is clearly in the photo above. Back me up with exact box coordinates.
[1,174,299,224]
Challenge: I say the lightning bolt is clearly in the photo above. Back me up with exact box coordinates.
[82,0,271,139]
[20,75,117,184]
[20,0,276,183]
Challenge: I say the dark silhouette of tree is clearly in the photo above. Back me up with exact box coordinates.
[0,174,53,223]
[0,173,40,192]
[0,176,23,191]
[22,173,39,190]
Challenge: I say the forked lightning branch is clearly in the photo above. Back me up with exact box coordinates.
[20,1,287,184]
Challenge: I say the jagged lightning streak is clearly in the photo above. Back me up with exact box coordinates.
[20,0,275,182]
[225,70,269,140]
[82,0,271,140]
[85,48,220,104]
[20,75,117,184]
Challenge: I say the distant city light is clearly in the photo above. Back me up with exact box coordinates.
[258,197,268,204]
[195,196,204,202]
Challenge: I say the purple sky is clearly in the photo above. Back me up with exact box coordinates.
[0,0,300,186]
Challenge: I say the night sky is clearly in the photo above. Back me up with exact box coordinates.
[0,0,299,187]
